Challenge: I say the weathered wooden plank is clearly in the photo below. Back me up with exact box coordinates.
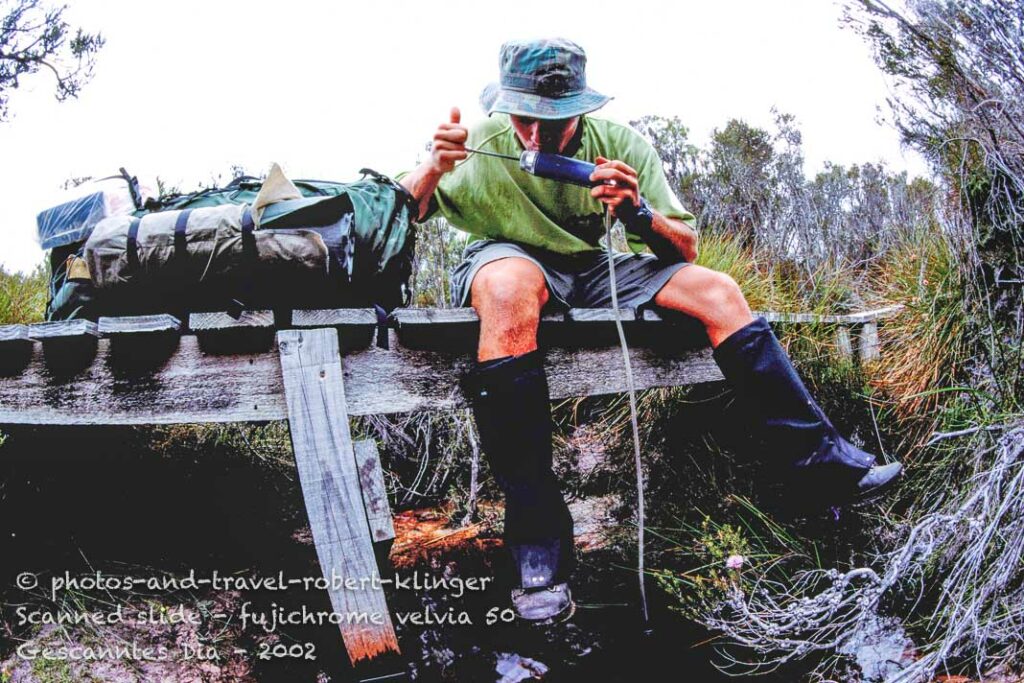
[336,330,724,415]
[188,310,275,331]
[751,306,903,325]
[96,315,184,373]
[643,306,904,327]
[838,305,904,324]
[756,310,841,324]
[395,306,698,350]
[27,320,100,375]
[292,309,377,351]
[395,305,902,328]
[640,309,676,322]
[353,439,395,544]
[0,337,284,424]
[565,308,636,322]
[292,308,378,327]
[0,325,35,375]
[0,325,33,344]
[277,329,399,665]
[0,332,724,424]
[28,319,100,340]
[394,307,633,325]
[2,308,898,425]
[392,308,479,325]
[98,314,183,335]
[189,310,276,354]
[391,308,479,350]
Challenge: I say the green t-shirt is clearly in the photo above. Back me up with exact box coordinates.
[425,114,696,256]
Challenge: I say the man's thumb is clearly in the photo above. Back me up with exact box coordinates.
[450,107,461,124]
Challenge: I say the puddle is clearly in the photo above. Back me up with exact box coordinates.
[495,652,549,682]
[839,614,915,681]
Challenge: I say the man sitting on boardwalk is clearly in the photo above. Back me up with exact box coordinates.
[399,37,903,624]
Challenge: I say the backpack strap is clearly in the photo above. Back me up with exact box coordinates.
[174,209,192,261]
[127,217,142,272]
[119,167,144,210]
[241,205,256,257]
[227,205,258,320]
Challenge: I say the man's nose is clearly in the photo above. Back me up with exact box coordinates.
[526,122,542,145]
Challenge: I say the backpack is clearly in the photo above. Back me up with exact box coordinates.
[46,169,416,321]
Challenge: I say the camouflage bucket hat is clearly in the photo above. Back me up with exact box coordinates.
[481,38,612,120]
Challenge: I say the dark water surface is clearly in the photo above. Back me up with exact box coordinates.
[0,425,796,683]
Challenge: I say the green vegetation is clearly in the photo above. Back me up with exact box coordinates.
[4,3,1021,678]
[29,655,72,683]
[0,263,47,325]
[632,2,1024,680]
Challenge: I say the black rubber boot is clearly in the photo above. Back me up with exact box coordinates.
[712,317,881,505]
[462,349,576,589]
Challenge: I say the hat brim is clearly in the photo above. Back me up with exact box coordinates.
[481,83,611,120]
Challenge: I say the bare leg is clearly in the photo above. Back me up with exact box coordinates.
[471,257,550,360]
[652,265,754,347]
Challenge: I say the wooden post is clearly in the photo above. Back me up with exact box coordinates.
[352,439,396,545]
[835,326,853,359]
[191,310,276,354]
[277,328,400,666]
[859,322,881,363]
[0,324,34,374]
[29,319,99,375]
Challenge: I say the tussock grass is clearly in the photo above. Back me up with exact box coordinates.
[867,230,972,434]
[0,263,48,325]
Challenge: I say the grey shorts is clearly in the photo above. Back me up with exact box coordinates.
[450,239,691,311]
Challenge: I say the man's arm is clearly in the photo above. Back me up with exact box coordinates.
[590,156,698,262]
[400,107,469,221]
[643,209,699,264]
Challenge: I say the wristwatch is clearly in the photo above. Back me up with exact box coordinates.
[617,196,656,236]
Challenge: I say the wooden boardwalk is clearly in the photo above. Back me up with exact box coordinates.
[0,304,900,670]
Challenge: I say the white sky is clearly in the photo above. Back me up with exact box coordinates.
[0,0,927,274]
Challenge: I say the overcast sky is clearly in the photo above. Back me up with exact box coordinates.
[0,0,926,274]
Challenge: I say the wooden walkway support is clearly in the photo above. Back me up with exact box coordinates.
[278,328,400,663]
[0,303,901,669]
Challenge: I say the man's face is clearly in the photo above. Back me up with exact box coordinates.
[509,115,580,154]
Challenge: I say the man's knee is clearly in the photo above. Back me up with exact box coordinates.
[702,271,748,313]
[471,257,550,320]
[471,258,550,361]
[657,266,749,317]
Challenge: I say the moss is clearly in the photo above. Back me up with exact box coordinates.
[30,655,73,683]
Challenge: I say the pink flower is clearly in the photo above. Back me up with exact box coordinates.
[726,554,745,570]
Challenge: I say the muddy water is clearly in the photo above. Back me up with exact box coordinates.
[384,546,739,682]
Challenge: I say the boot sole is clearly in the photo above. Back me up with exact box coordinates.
[852,469,903,505]
[516,599,576,626]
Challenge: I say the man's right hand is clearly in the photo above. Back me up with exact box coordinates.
[429,107,469,175]
[401,106,468,221]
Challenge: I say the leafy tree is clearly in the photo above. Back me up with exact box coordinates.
[0,0,104,121]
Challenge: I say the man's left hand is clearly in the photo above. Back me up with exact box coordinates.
[589,156,640,217]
